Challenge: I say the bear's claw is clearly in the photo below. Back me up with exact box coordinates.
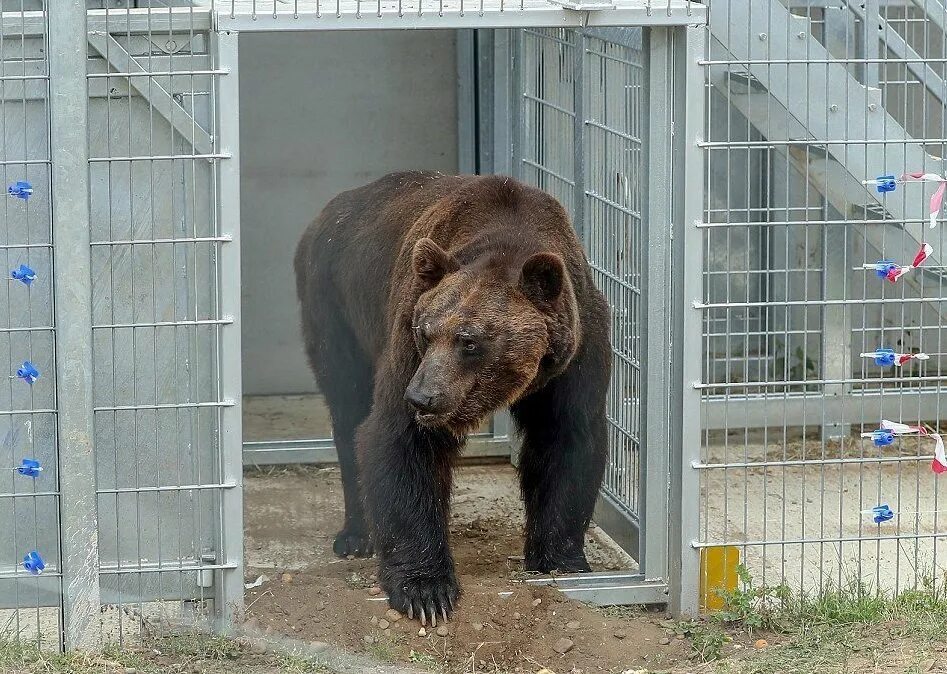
[385,572,460,626]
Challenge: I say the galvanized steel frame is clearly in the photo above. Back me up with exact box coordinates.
[508,22,705,609]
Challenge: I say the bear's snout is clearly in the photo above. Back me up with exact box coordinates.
[404,386,447,415]
[404,365,453,419]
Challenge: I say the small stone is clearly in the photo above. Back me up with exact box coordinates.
[436,625,449,637]
[249,639,267,654]
[280,573,293,583]
[363,635,375,645]
[536,670,555,674]
[309,641,329,653]
[368,586,382,596]
[920,659,936,672]
[347,555,355,560]
[371,616,379,625]
[125,669,138,674]
[512,612,521,620]
[385,609,403,622]
[532,598,542,607]
[660,637,671,646]
[379,619,390,629]
[566,620,580,630]
[660,619,676,628]
[369,573,378,581]
[472,622,484,632]
[754,639,768,650]
[418,627,427,637]
[613,630,628,640]
[552,637,574,654]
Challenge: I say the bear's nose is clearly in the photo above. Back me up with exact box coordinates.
[404,387,441,414]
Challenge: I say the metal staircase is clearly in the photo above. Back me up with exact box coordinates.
[709,0,947,292]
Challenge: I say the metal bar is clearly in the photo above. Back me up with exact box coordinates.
[639,24,672,581]
[477,29,496,174]
[216,4,709,31]
[702,389,945,429]
[522,575,669,605]
[0,9,214,38]
[86,33,214,156]
[847,0,947,102]
[573,31,587,247]
[243,434,513,465]
[213,27,245,628]
[457,29,478,174]
[48,0,100,651]
[669,23,704,618]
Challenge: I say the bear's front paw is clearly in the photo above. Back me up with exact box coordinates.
[333,525,374,558]
[383,570,460,626]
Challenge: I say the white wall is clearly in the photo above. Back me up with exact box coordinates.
[239,31,459,395]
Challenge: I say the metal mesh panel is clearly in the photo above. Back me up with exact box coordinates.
[584,34,645,518]
[86,4,238,641]
[0,0,61,650]
[516,27,648,544]
[698,0,947,598]
[519,29,576,219]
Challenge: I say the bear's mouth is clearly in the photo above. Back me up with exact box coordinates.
[415,411,450,426]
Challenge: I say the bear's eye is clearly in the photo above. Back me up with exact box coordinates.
[459,337,480,355]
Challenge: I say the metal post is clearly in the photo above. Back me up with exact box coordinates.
[821,218,852,439]
[477,29,496,175]
[213,28,245,627]
[669,23,705,618]
[640,25,672,583]
[47,0,100,650]
[492,29,513,177]
[457,29,478,174]
[573,31,587,247]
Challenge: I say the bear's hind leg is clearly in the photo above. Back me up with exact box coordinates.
[301,303,375,558]
[510,337,610,573]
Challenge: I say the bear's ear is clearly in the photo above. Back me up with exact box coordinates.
[412,238,459,289]
[519,252,566,307]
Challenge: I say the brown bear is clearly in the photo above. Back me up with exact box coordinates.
[294,171,611,625]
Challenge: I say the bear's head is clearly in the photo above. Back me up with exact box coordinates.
[404,237,579,435]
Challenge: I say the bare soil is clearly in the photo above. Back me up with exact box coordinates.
[242,464,699,673]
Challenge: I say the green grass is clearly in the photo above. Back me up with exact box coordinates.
[0,631,333,674]
[690,565,947,673]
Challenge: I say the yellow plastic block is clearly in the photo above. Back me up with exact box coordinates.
[699,546,740,611]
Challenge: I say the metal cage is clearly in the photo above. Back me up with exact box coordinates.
[0,0,707,651]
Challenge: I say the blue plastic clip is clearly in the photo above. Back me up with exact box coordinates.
[22,550,45,576]
[871,429,895,447]
[15,458,41,478]
[872,504,895,524]
[15,361,39,385]
[8,181,32,201]
[875,260,899,279]
[874,348,897,367]
[10,264,35,286]
[875,175,897,193]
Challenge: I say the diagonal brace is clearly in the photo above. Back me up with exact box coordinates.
[844,0,947,108]
[87,32,213,155]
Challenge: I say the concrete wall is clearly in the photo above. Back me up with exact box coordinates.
[239,31,459,396]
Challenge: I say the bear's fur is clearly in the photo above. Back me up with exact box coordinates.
[294,171,611,624]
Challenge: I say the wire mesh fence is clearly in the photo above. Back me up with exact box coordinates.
[698,0,947,601]
[88,3,237,643]
[0,0,60,650]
